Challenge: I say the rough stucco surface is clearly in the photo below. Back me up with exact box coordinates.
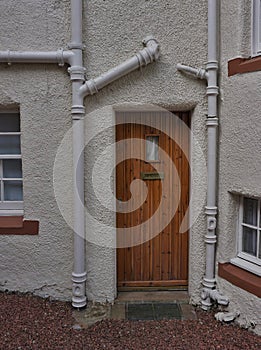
[217,0,261,335]
[0,0,259,333]
[0,1,73,300]
[1,0,208,306]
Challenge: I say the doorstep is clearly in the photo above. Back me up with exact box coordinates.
[73,291,197,328]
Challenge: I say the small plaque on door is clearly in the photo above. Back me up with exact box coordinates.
[141,172,164,180]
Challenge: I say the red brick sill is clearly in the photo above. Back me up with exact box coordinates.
[228,56,261,76]
[218,262,261,298]
[0,216,39,235]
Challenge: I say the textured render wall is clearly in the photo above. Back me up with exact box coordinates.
[0,0,209,303]
[82,0,208,302]
[217,0,261,333]
[0,0,74,300]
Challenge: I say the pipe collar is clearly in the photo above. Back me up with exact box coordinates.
[206,117,218,126]
[68,66,86,81]
[71,105,85,116]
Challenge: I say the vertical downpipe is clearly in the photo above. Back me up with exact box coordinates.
[68,0,87,308]
[201,0,219,310]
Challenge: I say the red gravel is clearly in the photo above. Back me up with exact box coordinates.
[0,292,260,350]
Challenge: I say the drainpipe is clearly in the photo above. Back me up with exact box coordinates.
[68,0,87,309]
[177,0,229,309]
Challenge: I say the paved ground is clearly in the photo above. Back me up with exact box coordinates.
[73,291,197,327]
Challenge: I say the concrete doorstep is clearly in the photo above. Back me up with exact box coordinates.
[73,291,197,328]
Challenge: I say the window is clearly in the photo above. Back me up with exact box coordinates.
[231,196,261,276]
[252,0,261,56]
[0,112,23,214]
[145,135,159,162]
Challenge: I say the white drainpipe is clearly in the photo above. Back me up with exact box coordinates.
[177,0,229,309]
[0,1,160,308]
[68,0,87,309]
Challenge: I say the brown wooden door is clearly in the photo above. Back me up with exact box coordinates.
[116,111,190,288]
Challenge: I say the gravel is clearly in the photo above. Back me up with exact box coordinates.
[0,292,260,350]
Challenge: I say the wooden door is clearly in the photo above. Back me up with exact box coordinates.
[116,111,190,288]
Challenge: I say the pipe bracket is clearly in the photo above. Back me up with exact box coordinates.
[57,49,65,66]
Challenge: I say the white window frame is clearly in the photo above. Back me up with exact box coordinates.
[231,196,261,276]
[0,111,23,215]
[252,0,261,56]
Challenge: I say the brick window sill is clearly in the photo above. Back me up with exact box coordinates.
[218,262,261,298]
[0,216,39,235]
[228,56,261,76]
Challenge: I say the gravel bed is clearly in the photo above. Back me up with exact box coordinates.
[0,292,260,350]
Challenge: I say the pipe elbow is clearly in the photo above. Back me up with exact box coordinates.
[136,36,160,67]
[143,36,160,61]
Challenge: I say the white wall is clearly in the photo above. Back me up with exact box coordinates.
[0,0,209,303]
[217,0,261,332]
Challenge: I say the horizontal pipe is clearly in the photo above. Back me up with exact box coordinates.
[0,50,74,66]
[80,36,160,97]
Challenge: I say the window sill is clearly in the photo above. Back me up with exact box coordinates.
[218,262,261,298]
[228,56,261,76]
[0,216,39,235]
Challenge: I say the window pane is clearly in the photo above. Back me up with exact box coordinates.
[242,226,257,256]
[243,197,257,226]
[259,232,261,259]
[0,135,21,154]
[3,159,22,178]
[4,180,23,201]
[0,113,20,132]
[146,136,159,161]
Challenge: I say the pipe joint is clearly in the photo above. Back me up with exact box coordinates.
[177,63,208,80]
[142,36,160,60]
[207,86,219,96]
[206,117,218,126]
[201,288,229,306]
[68,66,86,81]
[71,105,85,115]
[72,271,87,308]
[207,60,218,70]
[205,206,217,216]
[68,42,85,50]
[202,277,216,289]
[81,79,99,96]
[136,37,160,66]
[56,49,65,66]
[204,233,217,244]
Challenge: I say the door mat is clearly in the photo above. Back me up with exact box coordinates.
[126,302,182,321]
